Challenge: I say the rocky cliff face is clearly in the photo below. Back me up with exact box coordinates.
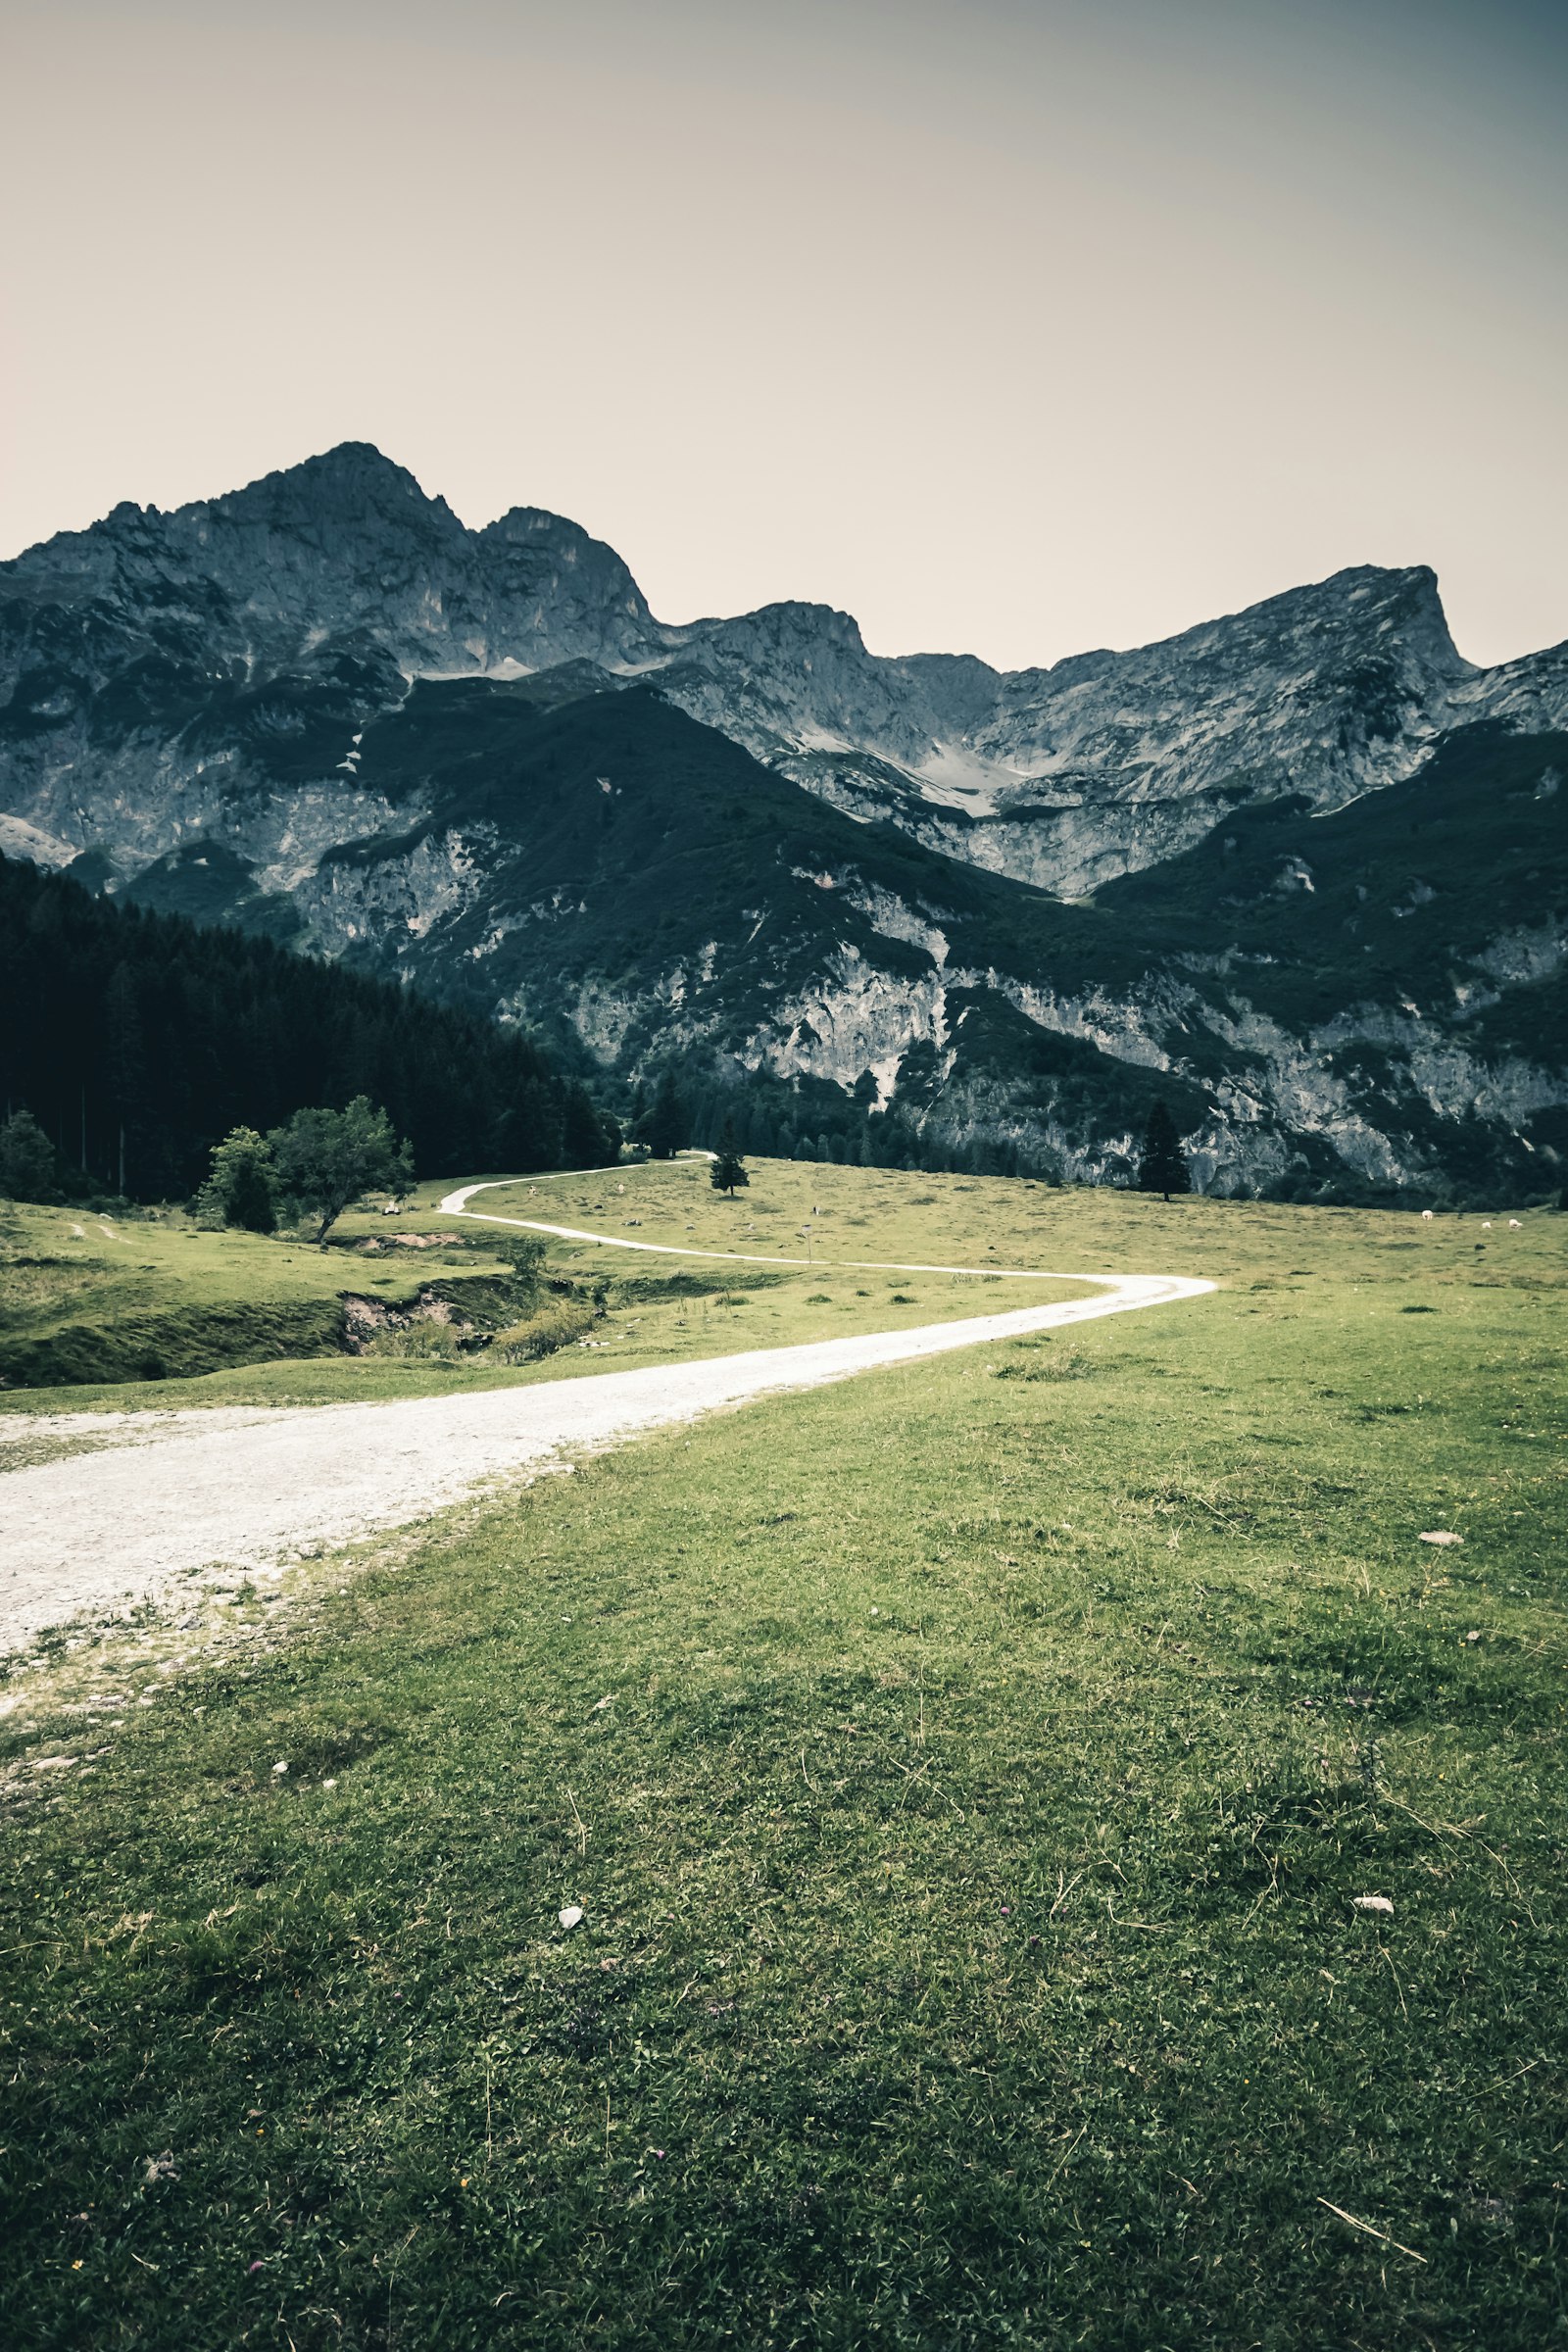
[1,444,1564,1200]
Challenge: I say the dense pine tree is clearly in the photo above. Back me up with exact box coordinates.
[562,1083,612,1169]
[1138,1101,1193,1200]
[0,1109,59,1201]
[0,856,616,1200]
[710,1118,749,1197]
[640,1069,688,1160]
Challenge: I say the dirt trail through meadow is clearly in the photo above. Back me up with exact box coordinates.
[0,1174,1212,1651]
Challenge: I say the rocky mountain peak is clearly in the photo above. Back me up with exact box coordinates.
[476,505,655,661]
[203,441,462,547]
[3,443,1565,906]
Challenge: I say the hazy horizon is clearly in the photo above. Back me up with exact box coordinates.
[3,0,1564,671]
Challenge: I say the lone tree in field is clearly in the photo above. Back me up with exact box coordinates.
[268,1097,415,1244]
[196,1126,278,1233]
[710,1118,750,1197]
[1138,1102,1192,1201]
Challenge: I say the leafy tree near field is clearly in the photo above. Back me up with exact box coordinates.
[268,1097,415,1244]
[195,1126,278,1234]
[0,1108,59,1202]
[1138,1101,1193,1200]
[710,1118,749,1197]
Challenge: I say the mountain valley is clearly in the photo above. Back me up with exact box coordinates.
[2,443,1564,1200]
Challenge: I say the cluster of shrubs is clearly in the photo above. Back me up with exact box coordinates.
[357,1234,601,1366]
[489,1298,599,1362]
[361,1296,597,1367]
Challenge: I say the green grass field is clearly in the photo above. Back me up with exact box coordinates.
[2,1168,1565,2348]
[0,1159,1091,1414]
[0,1200,505,1396]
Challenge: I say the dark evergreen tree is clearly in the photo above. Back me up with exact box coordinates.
[1138,1101,1192,1200]
[562,1083,612,1168]
[641,1069,687,1159]
[0,1108,59,1201]
[103,960,146,1197]
[710,1118,749,1197]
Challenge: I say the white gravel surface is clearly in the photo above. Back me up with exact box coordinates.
[0,1179,1212,1653]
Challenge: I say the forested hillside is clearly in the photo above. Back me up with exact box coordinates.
[0,856,615,1201]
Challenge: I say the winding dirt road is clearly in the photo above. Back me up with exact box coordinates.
[0,1175,1213,1652]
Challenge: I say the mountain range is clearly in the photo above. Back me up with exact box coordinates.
[2,441,1564,1199]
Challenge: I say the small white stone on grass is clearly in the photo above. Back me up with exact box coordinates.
[559,1905,584,1931]
[271,1760,288,1776]
[1419,1531,1462,1546]
[1351,1894,1395,1915]
[590,1695,612,1713]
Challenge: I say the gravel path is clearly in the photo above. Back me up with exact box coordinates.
[0,1177,1212,1652]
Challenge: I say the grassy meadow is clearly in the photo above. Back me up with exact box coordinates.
[0,1204,380,1393]
[1,1166,1565,2348]
[0,1159,1091,1414]
[0,1200,534,1399]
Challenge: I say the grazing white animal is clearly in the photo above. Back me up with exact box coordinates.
[1421,1208,1434,1222]
[1508,1218,1522,1229]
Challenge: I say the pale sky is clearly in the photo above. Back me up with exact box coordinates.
[2,0,1564,670]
